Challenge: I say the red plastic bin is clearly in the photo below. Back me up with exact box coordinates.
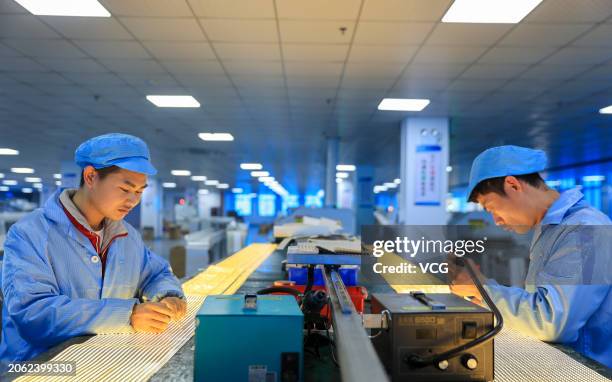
[270,283,367,318]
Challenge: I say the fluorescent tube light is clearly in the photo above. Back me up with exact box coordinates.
[14,0,111,17]
[442,0,542,24]
[240,163,262,170]
[146,95,200,108]
[0,148,19,155]
[11,167,34,174]
[336,164,356,172]
[198,133,234,141]
[378,98,430,111]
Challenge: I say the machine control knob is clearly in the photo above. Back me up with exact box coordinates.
[462,354,478,370]
[436,360,449,371]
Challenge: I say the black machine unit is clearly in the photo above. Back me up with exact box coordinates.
[371,293,494,382]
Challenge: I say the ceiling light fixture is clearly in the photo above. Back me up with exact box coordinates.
[442,0,542,23]
[378,98,430,111]
[146,95,200,108]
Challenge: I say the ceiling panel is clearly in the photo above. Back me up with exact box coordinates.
[461,64,529,80]
[74,40,150,59]
[478,46,557,64]
[215,42,280,60]
[499,24,592,47]
[0,14,59,38]
[280,20,355,43]
[35,58,109,73]
[4,39,86,58]
[275,0,361,20]
[40,17,132,40]
[283,43,348,61]
[427,24,513,46]
[120,17,206,41]
[353,22,433,44]
[360,0,451,21]
[202,19,278,42]
[188,0,275,19]
[348,44,417,63]
[284,62,343,77]
[100,0,193,17]
[161,59,224,75]
[143,41,216,60]
[523,0,612,23]
[412,45,488,64]
[542,46,612,65]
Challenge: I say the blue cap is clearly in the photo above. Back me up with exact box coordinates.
[75,133,157,176]
[467,145,547,201]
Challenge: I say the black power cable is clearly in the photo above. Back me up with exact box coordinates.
[406,258,504,367]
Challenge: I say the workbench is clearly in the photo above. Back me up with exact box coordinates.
[8,245,612,382]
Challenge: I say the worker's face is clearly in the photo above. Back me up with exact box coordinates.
[85,167,147,221]
[476,177,533,234]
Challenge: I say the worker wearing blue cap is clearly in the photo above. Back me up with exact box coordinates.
[451,145,612,367]
[0,133,187,371]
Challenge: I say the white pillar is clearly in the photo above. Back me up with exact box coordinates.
[140,178,163,238]
[399,117,449,225]
[325,137,339,207]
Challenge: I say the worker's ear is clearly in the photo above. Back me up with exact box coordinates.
[82,166,98,189]
[503,176,523,194]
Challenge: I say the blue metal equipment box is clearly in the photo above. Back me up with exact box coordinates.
[194,294,304,382]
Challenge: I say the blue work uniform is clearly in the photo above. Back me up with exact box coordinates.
[484,188,612,367]
[0,189,184,371]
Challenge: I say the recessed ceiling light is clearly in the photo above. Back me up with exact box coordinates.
[336,172,349,179]
[171,170,191,176]
[198,133,234,141]
[33,183,43,189]
[336,164,356,172]
[53,173,62,179]
[162,182,176,188]
[442,0,542,23]
[251,171,269,177]
[0,148,19,155]
[394,178,401,184]
[582,175,605,182]
[378,98,430,111]
[3,180,17,186]
[600,105,612,114]
[0,173,4,179]
[217,183,229,189]
[240,163,263,170]
[22,187,33,194]
[55,181,62,186]
[191,175,207,181]
[11,167,34,174]
[232,188,243,193]
[14,0,111,17]
[146,95,200,108]
[336,178,343,183]
[205,180,219,186]
[25,177,42,183]
[446,166,453,172]
[198,189,209,195]
[0,186,9,192]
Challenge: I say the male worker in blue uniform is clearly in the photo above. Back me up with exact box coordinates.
[0,133,187,371]
[451,145,612,368]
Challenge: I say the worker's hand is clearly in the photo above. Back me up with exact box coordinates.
[130,302,173,333]
[448,257,484,305]
[160,297,187,320]
[450,280,483,305]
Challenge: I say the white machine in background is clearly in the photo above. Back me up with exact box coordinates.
[0,212,28,254]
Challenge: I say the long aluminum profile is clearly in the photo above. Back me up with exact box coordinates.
[323,268,390,382]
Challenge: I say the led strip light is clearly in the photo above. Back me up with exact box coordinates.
[379,251,609,382]
[17,243,276,382]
